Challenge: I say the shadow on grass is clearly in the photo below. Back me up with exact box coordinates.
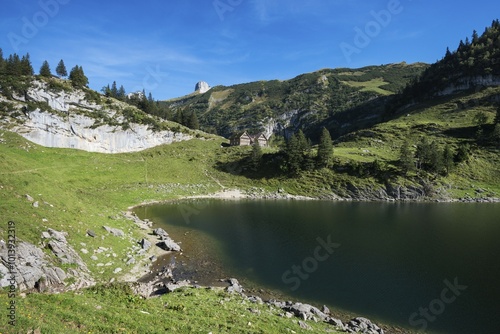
[214,152,286,180]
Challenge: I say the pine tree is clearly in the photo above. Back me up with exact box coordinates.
[250,139,263,171]
[443,144,455,175]
[39,60,52,77]
[188,112,199,130]
[316,127,333,168]
[284,134,303,176]
[296,130,310,153]
[416,137,431,170]
[118,85,126,100]
[102,84,111,97]
[5,54,21,75]
[20,53,34,76]
[445,47,452,59]
[455,143,470,163]
[110,81,118,97]
[69,65,88,88]
[495,106,500,124]
[429,142,444,174]
[399,140,415,175]
[0,48,5,74]
[472,30,479,44]
[56,59,67,78]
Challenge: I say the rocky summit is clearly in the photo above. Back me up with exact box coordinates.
[195,81,211,94]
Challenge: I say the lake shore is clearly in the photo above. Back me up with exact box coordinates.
[123,192,432,334]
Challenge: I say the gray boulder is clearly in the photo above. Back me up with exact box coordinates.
[103,226,125,237]
[153,228,169,238]
[156,238,181,252]
[165,280,191,292]
[139,238,152,250]
[346,317,384,334]
[226,278,244,294]
[47,229,86,267]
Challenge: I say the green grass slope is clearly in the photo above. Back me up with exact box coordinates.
[0,131,351,333]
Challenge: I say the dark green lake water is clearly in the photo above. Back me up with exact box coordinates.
[135,200,500,334]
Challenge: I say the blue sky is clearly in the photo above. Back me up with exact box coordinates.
[0,0,498,100]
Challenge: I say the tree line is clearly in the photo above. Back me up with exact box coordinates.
[0,48,199,129]
[248,127,333,176]
[0,48,88,88]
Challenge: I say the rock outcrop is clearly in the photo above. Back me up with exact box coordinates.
[195,81,211,94]
[12,110,192,153]
[0,229,94,292]
[1,80,193,153]
[437,75,500,96]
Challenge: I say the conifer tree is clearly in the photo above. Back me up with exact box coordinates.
[443,144,455,175]
[250,139,263,171]
[416,137,431,170]
[429,142,444,174]
[399,140,415,175]
[102,84,111,97]
[472,30,479,44]
[56,59,67,78]
[39,60,52,77]
[495,106,500,124]
[284,134,302,176]
[316,127,333,168]
[20,53,34,76]
[111,81,118,97]
[455,143,470,163]
[188,112,199,130]
[69,65,88,88]
[6,54,21,75]
[296,130,310,153]
[0,48,4,74]
[118,85,126,100]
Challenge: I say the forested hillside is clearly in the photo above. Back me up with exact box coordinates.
[160,63,427,139]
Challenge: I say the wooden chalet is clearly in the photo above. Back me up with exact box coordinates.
[230,131,269,147]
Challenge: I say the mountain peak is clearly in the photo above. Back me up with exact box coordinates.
[195,81,211,94]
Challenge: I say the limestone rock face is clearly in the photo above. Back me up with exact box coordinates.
[2,80,193,153]
[195,81,211,94]
[13,110,192,153]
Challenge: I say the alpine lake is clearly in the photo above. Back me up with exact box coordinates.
[134,199,500,334]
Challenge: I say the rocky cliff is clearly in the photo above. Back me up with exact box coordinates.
[195,81,211,94]
[13,110,192,153]
[0,79,194,153]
